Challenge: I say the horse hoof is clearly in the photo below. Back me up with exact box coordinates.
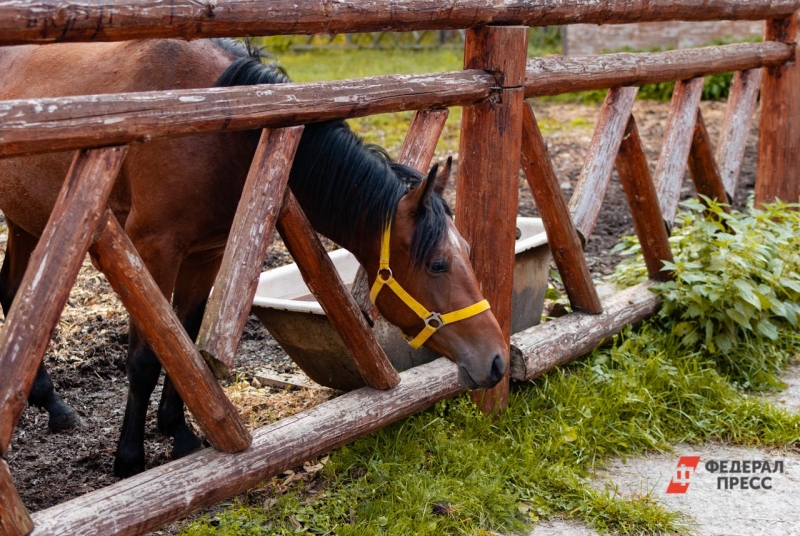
[113,456,145,478]
[170,436,203,460]
[48,407,82,432]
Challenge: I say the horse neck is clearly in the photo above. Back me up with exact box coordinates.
[287,123,403,267]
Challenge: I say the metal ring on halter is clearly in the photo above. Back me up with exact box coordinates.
[377,267,393,282]
[424,312,443,330]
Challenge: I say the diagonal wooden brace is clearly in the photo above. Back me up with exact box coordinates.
[0,146,128,457]
[89,211,251,453]
[351,109,450,325]
[717,68,763,201]
[654,77,705,227]
[520,102,602,314]
[688,109,731,212]
[0,459,33,536]
[568,86,638,243]
[277,192,400,390]
[196,126,304,380]
[615,116,675,281]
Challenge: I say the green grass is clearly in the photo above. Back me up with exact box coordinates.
[183,202,800,535]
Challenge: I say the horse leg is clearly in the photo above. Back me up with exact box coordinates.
[157,253,222,460]
[112,235,183,478]
[0,219,80,432]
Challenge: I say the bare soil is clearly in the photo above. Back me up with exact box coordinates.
[4,99,760,521]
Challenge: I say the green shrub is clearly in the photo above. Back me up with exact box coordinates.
[612,199,800,388]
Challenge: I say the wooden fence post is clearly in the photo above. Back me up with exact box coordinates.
[0,459,32,536]
[757,12,800,206]
[196,126,303,379]
[457,25,528,415]
[615,116,675,281]
[520,103,602,313]
[0,147,128,457]
[89,211,252,453]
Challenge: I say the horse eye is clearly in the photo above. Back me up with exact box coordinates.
[430,259,449,273]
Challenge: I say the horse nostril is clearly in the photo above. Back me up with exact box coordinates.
[489,354,505,382]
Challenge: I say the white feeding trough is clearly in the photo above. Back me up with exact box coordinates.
[252,217,550,391]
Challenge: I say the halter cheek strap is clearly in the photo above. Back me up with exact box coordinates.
[369,222,491,349]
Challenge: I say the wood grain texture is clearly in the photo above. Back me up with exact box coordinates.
[569,86,638,242]
[615,116,675,281]
[457,26,527,415]
[89,211,252,453]
[525,41,788,98]
[757,14,800,206]
[0,459,32,536]
[29,358,464,536]
[2,0,796,45]
[0,71,493,159]
[654,77,705,226]
[196,126,303,380]
[688,110,731,209]
[510,281,662,381]
[717,68,763,199]
[0,146,127,456]
[0,43,789,160]
[352,108,450,324]
[520,103,602,314]
[277,192,400,390]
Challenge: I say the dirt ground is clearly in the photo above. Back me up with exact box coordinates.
[4,99,761,520]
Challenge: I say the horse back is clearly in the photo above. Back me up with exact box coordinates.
[0,40,249,249]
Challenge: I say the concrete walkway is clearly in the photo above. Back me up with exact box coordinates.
[530,363,800,536]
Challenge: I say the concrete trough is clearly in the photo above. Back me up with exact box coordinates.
[252,217,550,391]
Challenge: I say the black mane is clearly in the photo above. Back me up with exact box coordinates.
[211,39,452,266]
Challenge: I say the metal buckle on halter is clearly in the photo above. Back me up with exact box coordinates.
[377,267,393,282]
[423,311,444,331]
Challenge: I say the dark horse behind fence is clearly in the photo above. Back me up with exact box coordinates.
[0,39,507,477]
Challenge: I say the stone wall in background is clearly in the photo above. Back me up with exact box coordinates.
[563,21,764,56]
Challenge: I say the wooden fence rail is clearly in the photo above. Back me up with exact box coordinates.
[0,41,789,158]
[1,0,797,45]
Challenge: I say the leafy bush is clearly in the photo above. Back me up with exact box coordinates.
[612,199,800,388]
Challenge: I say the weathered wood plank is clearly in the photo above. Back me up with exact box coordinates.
[688,110,731,209]
[397,108,449,171]
[89,211,252,454]
[351,108,449,324]
[525,41,787,98]
[510,281,662,381]
[569,86,638,242]
[0,146,127,456]
[757,14,800,206]
[196,126,303,380]
[0,459,32,536]
[2,0,796,45]
[520,102,602,314]
[615,116,675,281]
[654,77,705,226]
[0,71,494,158]
[29,358,464,536]
[458,26,528,415]
[277,192,401,390]
[0,42,790,160]
[717,68,763,199]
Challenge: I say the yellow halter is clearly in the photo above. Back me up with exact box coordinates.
[369,221,491,349]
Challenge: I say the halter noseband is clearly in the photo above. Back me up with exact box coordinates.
[369,221,491,349]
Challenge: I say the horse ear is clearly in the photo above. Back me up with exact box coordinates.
[405,163,439,209]
[434,157,452,196]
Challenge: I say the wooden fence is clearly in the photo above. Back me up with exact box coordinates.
[0,0,798,534]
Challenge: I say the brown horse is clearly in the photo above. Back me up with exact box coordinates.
[0,39,508,477]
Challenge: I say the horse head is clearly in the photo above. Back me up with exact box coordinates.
[363,159,508,389]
